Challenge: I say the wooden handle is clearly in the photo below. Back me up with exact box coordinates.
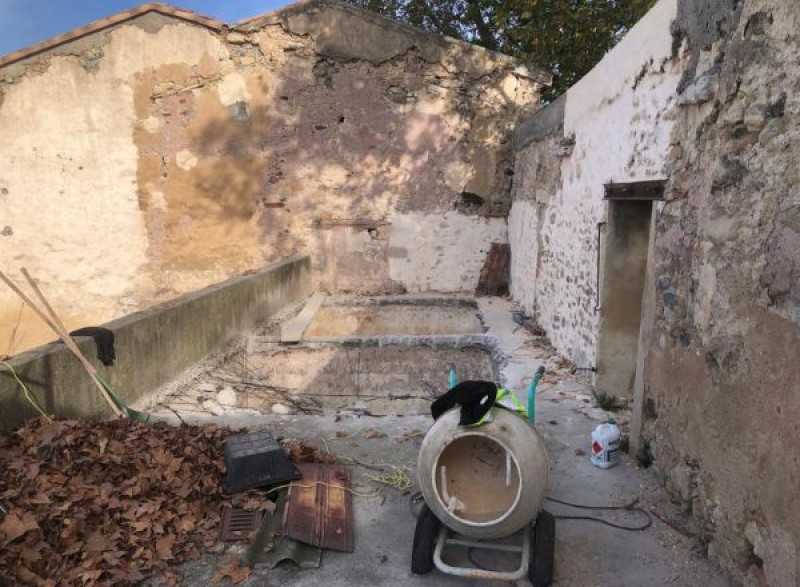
[0,270,124,418]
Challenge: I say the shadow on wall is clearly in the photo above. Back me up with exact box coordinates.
[178,46,523,293]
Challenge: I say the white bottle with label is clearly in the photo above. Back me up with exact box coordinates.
[590,419,621,469]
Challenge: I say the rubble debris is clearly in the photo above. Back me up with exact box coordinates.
[525,322,547,337]
[0,418,268,586]
[397,428,423,442]
[271,403,292,415]
[554,355,575,371]
[245,491,322,570]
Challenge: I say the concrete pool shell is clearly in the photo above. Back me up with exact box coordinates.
[158,295,502,417]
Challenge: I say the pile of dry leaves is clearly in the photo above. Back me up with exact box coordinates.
[0,418,266,585]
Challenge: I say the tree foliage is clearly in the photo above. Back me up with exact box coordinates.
[346,0,658,101]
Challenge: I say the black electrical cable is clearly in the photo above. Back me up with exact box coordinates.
[410,492,653,573]
[546,496,653,531]
[466,497,653,572]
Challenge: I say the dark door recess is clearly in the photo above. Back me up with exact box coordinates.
[594,180,663,398]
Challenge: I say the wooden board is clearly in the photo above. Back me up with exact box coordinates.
[283,463,354,553]
[476,243,511,296]
[280,292,326,343]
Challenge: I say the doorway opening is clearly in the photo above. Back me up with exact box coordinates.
[594,181,663,398]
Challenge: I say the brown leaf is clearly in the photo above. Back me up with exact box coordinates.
[211,556,252,584]
[29,493,51,505]
[176,515,196,533]
[19,544,42,565]
[1,511,38,545]
[85,531,110,553]
[363,428,386,439]
[156,535,175,560]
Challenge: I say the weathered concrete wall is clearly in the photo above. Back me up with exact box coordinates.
[639,1,800,584]
[0,1,544,354]
[509,0,683,368]
[0,256,311,432]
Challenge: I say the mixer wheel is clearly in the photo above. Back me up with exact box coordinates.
[530,509,555,587]
[411,503,440,574]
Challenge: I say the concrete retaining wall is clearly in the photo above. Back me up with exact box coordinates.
[0,256,311,432]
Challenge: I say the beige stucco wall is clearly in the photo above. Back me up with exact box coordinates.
[0,4,543,354]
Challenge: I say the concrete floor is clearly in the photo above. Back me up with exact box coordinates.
[143,297,734,586]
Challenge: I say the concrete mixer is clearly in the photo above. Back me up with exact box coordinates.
[412,367,555,585]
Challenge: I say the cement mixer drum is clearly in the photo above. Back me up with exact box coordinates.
[417,408,550,539]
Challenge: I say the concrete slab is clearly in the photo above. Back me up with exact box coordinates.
[281,292,326,343]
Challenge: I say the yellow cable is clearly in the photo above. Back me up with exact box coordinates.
[0,361,52,422]
[264,480,383,499]
[364,465,414,491]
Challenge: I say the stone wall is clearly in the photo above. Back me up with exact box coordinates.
[0,1,545,354]
[510,0,800,583]
[641,1,800,584]
[509,0,683,368]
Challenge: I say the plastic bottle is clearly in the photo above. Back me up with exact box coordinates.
[590,419,621,469]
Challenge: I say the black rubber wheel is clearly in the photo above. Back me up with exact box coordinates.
[411,503,441,575]
[530,509,556,587]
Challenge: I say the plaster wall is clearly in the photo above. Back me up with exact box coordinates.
[0,3,542,354]
[388,211,507,292]
[509,0,683,368]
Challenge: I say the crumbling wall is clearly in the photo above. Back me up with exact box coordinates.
[510,0,800,582]
[0,2,543,354]
[641,1,800,584]
[509,0,683,367]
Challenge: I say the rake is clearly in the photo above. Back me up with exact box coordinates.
[0,268,150,422]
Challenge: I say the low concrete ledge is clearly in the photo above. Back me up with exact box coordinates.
[0,256,312,432]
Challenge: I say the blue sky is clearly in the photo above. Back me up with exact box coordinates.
[0,0,290,57]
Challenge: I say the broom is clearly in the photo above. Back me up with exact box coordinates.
[19,268,151,423]
[0,269,148,422]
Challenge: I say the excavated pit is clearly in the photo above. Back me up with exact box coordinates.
[240,343,496,415]
[159,296,500,417]
[304,300,483,337]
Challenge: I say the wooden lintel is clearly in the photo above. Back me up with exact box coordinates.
[604,180,666,201]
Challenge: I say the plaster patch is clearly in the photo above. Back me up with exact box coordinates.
[140,116,161,133]
[217,71,251,107]
[105,24,230,80]
[175,150,198,171]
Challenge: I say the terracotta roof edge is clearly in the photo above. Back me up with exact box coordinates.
[0,3,224,70]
